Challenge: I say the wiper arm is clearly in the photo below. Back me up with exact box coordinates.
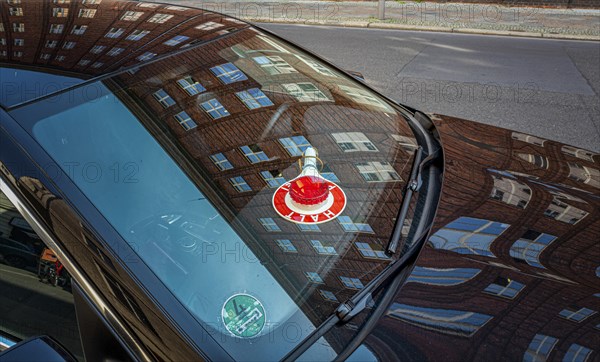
[281,148,441,362]
[281,224,434,362]
[386,147,440,255]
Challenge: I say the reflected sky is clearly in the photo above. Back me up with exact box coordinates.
[0,67,84,108]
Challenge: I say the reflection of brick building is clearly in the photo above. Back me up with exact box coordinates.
[110,24,421,331]
[2,0,421,351]
[365,116,600,361]
[0,0,245,77]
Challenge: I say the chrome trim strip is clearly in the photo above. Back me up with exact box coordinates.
[0,176,149,361]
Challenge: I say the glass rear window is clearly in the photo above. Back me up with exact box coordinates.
[9,27,419,359]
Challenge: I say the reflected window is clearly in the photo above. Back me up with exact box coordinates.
[211,63,248,84]
[298,224,320,232]
[562,146,597,162]
[568,163,600,189]
[279,136,311,157]
[40,53,51,60]
[127,30,150,41]
[483,277,525,299]
[563,344,593,362]
[90,62,103,68]
[52,7,68,17]
[77,60,90,66]
[559,307,596,322]
[260,170,286,188]
[544,198,588,224]
[121,11,144,21]
[253,56,297,75]
[164,35,190,46]
[63,41,76,50]
[152,89,175,108]
[338,216,373,233]
[355,161,400,183]
[524,334,557,362]
[45,40,58,48]
[13,39,24,46]
[147,14,173,23]
[429,217,509,257]
[13,51,23,58]
[509,230,556,268]
[49,24,64,34]
[321,164,339,182]
[392,134,418,153]
[489,173,532,209]
[305,272,323,284]
[259,218,280,232]
[407,267,481,286]
[201,99,229,119]
[236,88,274,110]
[229,176,251,193]
[516,153,549,169]
[512,132,546,146]
[173,111,197,131]
[177,76,205,96]
[12,23,24,32]
[282,82,329,102]
[9,7,23,16]
[165,5,187,11]
[55,55,66,62]
[78,9,97,18]
[296,55,337,77]
[332,132,378,152]
[388,303,492,337]
[71,25,88,35]
[240,144,268,164]
[105,28,124,38]
[355,242,388,260]
[319,290,338,302]
[338,85,391,111]
[340,276,363,289]
[195,21,224,31]
[276,239,296,253]
[209,153,233,171]
[137,52,156,61]
[310,240,337,255]
[90,45,106,54]
[107,47,124,56]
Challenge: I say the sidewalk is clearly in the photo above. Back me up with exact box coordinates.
[155,0,600,40]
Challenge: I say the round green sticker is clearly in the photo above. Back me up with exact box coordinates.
[222,294,266,338]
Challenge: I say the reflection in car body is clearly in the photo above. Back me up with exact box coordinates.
[0,1,598,361]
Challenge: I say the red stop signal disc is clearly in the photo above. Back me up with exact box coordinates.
[272,177,347,224]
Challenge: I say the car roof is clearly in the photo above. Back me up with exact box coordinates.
[0,0,248,108]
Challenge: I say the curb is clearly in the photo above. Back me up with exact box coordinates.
[246,18,600,41]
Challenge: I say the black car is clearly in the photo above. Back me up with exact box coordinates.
[0,1,598,361]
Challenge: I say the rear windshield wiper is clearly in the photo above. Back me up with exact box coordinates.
[281,147,441,362]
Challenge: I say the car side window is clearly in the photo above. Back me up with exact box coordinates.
[0,189,83,360]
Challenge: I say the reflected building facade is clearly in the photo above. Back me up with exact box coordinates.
[2,1,600,360]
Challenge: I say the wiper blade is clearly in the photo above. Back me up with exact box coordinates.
[386,147,439,255]
[281,148,441,362]
[281,225,434,362]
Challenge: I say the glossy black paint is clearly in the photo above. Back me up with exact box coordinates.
[0,1,598,361]
[365,115,600,361]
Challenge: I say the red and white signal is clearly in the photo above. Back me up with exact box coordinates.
[272,147,346,224]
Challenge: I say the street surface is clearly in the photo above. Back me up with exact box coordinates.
[260,24,600,152]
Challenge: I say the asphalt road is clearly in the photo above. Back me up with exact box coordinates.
[259,24,600,152]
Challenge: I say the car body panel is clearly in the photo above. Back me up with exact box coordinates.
[0,0,599,361]
[366,114,600,361]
